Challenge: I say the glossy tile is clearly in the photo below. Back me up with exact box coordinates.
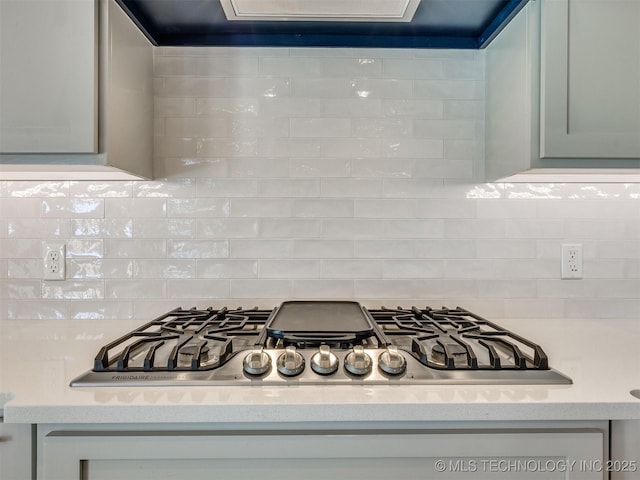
[2,47,640,321]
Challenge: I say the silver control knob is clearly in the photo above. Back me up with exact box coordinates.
[344,345,372,376]
[243,348,271,376]
[378,346,406,375]
[310,345,339,375]
[277,346,305,377]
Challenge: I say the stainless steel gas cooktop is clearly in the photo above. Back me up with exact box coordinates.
[71,301,572,387]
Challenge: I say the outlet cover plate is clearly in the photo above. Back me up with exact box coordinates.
[561,243,582,279]
[43,243,66,280]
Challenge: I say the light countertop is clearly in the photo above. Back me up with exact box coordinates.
[1,317,639,424]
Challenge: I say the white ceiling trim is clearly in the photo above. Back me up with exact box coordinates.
[220,0,421,22]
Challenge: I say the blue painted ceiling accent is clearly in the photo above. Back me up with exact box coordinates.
[115,0,528,49]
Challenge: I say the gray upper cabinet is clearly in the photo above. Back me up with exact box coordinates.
[541,0,640,159]
[486,0,640,182]
[0,0,153,180]
[0,0,97,153]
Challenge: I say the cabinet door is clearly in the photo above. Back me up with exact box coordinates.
[0,422,32,480]
[0,0,97,153]
[41,429,605,480]
[540,0,640,158]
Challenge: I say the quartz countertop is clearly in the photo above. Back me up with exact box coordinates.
[1,318,639,424]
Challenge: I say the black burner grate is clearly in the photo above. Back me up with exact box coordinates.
[367,306,549,370]
[94,307,274,372]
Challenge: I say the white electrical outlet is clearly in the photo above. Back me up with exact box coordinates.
[43,243,66,280]
[561,243,582,279]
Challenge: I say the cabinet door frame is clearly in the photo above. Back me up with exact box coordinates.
[41,427,605,480]
[540,0,640,159]
[0,0,98,154]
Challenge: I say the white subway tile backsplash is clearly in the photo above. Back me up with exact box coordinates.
[384,99,444,118]
[413,119,478,139]
[168,279,230,298]
[157,77,290,98]
[8,218,71,238]
[69,259,132,279]
[322,58,383,78]
[197,178,258,197]
[290,78,356,98]
[198,138,258,157]
[258,137,322,158]
[475,239,536,259]
[477,279,537,298]
[321,259,382,278]
[258,179,321,197]
[351,158,414,178]
[197,56,259,76]
[354,199,416,218]
[384,138,443,159]
[290,118,351,138]
[197,259,258,279]
[69,301,133,320]
[169,240,228,259]
[155,97,197,116]
[105,239,165,259]
[153,55,199,76]
[259,259,319,278]
[294,240,353,258]
[444,219,505,238]
[293,279,354,298]
[2,47,638,320]
[504,219,564,239]
[0,239,46,259]
[259,97,322,117]
[196,218,259,238]
[165,117,228,137]
[155,157,230,179]
[383,58,444,79]
[322,98,382,117]
[230,117,290,138]
[414,79,482,100]
[64,239,103,259]
[259,219,320,238]
[322,138,382,159]
[3,181,69,197]
[260,56,322,77]
[352,118,413,138]
[168,198,230,217]
[41,198,104,218]
[196,97,260,117]
[230,279,293,298]
[292,199,353,218]
[106,279,167,299]
[291,158,351,178]
[1,280,41,299]
[355,239,417,258]
[320,178,382,198]
[416,239,476,259]
[228,158,290,178]
[106,198,166,218]
[70,181,133,197]
[133,219,195,238]
[7,259,41,279]
[230,198,292,218]
[230,239,291,258]
[382,259,443,279]
[42,280,104,300]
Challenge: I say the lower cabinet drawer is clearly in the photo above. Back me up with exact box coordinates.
[40,424,607,480]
